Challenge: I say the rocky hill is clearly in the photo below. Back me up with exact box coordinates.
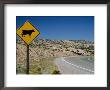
[16,38,94,74]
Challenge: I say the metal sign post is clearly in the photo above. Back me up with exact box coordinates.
[26,45,29,74]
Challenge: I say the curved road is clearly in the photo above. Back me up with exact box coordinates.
[55,57,94,74]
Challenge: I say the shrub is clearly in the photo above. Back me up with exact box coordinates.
[52,70,60,74]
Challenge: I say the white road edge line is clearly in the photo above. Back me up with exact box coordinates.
[61,57,94,73]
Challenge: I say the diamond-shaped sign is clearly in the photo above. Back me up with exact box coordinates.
[17,21,40,45]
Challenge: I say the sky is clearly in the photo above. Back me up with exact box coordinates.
[16,16,94,41]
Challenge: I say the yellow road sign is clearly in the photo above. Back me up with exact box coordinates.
[17,21,40,45]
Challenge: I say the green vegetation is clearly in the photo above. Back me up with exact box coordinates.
[16,39,94,74]
[16,41,22,44]
[30,43,36,48]
[39,57,59,74]
[52,70,61,74]
[16,57,59,74]
[16,64,26,74]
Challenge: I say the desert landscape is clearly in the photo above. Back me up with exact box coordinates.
[16,38,94,74]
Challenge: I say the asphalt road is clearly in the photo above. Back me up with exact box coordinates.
[55,56,94,74]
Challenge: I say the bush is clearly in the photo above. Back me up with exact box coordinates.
[52,70,60,74]
[16,65,26,74]
[30,43,36,48]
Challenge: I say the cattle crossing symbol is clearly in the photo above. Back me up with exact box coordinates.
[17,20,40,74]
[17,20,40,45]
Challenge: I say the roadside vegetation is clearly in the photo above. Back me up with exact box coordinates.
[16,56,60,74]
[16,38,94,74]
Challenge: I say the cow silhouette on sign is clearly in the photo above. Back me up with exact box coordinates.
[22,30,35,37]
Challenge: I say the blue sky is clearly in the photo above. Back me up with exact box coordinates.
[16,16,94,41]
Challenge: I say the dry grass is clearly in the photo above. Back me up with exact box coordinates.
[16,57,59,74]
[16,39,94,74]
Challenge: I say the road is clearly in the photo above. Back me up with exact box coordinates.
[54,56,94,74]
